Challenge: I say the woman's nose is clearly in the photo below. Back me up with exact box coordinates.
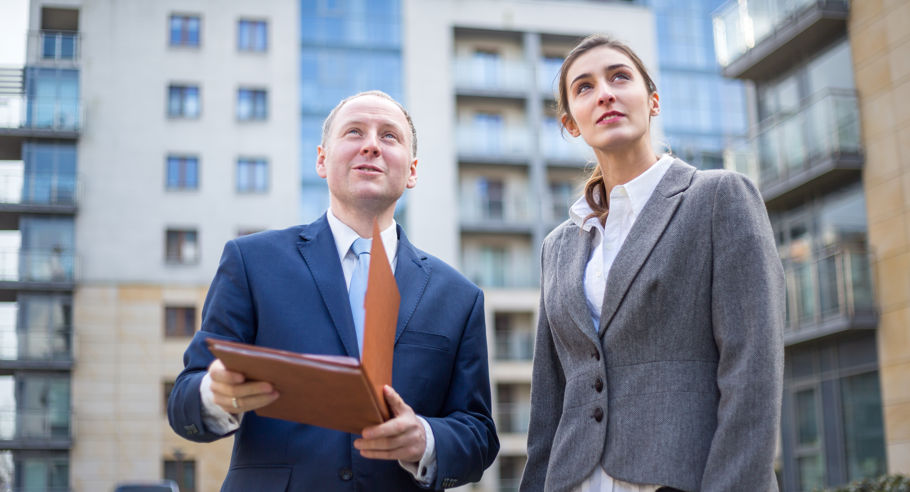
[597,85,616,105]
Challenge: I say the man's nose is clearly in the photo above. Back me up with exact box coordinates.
[361,133,381,156]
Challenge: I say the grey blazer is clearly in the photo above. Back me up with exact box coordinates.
[520,160,785,492]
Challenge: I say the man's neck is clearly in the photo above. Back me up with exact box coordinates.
[329,200,396,238]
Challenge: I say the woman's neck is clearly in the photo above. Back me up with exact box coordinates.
[593,141,659,194]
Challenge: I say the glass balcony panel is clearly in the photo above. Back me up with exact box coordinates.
[0,409,70,440]
[456,125,530,159]
[0,329,72,361]
[0,249,75,283]
[453,57,530,93]
[496,402,531,434]
[780,114,806,174]
[817,254,840,316]
[461,245,535,289]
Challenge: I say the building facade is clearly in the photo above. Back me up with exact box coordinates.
[402,1,657,490]
[714,0,908,489]
[2,0,301,490]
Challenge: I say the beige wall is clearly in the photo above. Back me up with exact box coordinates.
[72,285,233,491]
[850,0,910,474]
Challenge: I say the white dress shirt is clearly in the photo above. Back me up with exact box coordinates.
[567,154,673,492]
[199,208,436,485]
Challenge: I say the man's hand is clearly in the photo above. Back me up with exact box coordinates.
[208,359,279,414]
[354,385,427,462]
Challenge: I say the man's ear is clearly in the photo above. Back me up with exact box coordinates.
[561,114,581,137]
[316,145,327,178]
[406,158,418,189]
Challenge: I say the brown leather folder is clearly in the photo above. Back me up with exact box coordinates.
[206,219,401,435]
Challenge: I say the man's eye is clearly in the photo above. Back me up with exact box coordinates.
[383,132,399,140]
[346,128,361,135]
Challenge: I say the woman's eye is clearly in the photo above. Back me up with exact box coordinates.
[613,72,631,81]
[575,83,591,95]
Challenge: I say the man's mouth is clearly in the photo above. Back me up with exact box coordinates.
[353,164,383,173]
[597,111,624,124]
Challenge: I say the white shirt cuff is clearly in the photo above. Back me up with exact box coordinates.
[200,372,241,435]
[398,416,437,486]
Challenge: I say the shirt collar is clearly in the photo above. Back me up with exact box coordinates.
[326,208,398,267]
[569,153,674,231]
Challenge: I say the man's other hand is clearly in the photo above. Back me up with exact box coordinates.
[354,385,427,462]
[208,359,279,414]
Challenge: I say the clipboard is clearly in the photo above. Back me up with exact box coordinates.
[207,219,401,434]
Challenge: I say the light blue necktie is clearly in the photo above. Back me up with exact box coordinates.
[348,237,372,356]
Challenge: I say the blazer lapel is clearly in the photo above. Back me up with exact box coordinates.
[557,224,601,345]
[297,215,361,358]
[598,160,696,336]
[392,226,430,343]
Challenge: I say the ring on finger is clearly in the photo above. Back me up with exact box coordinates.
[232,397,239,409]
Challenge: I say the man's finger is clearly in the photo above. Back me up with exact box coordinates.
[383,385,410,417]
[209,359,245,384]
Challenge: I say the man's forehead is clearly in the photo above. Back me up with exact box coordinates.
[334,95,408,128]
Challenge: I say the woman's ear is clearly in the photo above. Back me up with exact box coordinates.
[649,91,660,117]
[561,114,581,137]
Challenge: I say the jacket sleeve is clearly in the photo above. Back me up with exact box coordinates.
[167,239,257,442]
[519,239,566,492]
[701,172,785,491]
[426,289,500,490]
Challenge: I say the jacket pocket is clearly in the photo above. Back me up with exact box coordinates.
[396,330,451,353]
[222,465,291,492]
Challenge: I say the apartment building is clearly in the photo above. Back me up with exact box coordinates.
[402,1,657,489]
[714,0,908,489]
[1,0,300,490]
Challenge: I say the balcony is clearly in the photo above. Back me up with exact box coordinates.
[713,0,849,80]
[462,246,536,289]
[494,331,534,361]
[0,409,71,449]
[26,30,81,66]
[722,89,862,209]
[783,246,877,346]
[542,133,593,167]
[453,57,530,98]
[0,93,82,135]
[0,249,76,294]
[0,168,78,221]
[0,328,73,370]
[496,401,531,435]
[460,184,533,234]
[456,125,531,164]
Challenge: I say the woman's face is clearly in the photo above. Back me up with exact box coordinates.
[562,46,659,154]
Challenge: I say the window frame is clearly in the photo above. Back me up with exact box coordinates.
[167,84,201,119]
[168,13,201,48]
[237,18,268,53]
[165,154,199,191]
[163,306,196,338]
[236,87,268,121]
[164,228,199,265]
[236,157,269,194]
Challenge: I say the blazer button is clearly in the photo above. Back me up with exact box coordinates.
[338,468,353,481]
[593,407,604,422]
[594,377,604,393]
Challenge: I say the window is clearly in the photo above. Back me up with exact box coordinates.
[476,178,504,220]
[237,88,267,121]
[163,380,175,412]
[236,158,268,193]
[164,458,196,492]
[237,19,267,52]
[169,14,200,47]
[166,155,198,190]
[164,307,195,337]
[167,85,200,118]
[165,229,198,264]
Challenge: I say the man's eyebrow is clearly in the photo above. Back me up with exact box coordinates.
[569,63,632,86]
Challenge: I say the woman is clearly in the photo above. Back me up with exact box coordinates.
[520,35,784,492]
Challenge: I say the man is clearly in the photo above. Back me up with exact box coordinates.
[168,91,499,491]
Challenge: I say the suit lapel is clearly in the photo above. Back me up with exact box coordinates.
[297,215,361,358]
[557,225,601,345]
[598,160,695,336]
[392,226,430,344]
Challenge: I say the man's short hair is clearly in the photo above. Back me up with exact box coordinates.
[320,90,417,158]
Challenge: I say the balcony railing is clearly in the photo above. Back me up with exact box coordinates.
[0,168,78,207]
[722,89,861,200]
[0,409,71,441]
[497,402,531,434]
[495,332,534,361]
[456,125,531,161]
[0,94,82,132]
[27,30,80,64]
[461,248,536,289]
[0,328,73,362]
[783,246,876,342]
[713,0,848,78]
[453,58,530,94]
[0,249,76,283]
[542,134,593,164]
[460,189,533,225]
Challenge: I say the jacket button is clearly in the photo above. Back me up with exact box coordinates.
[339,468,353,481]
[594,377,604,393]
[593,407,604,422]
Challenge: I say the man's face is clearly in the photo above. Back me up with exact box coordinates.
[316,95,417,213]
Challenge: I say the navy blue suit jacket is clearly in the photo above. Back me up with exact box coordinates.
[168,215,499,491]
